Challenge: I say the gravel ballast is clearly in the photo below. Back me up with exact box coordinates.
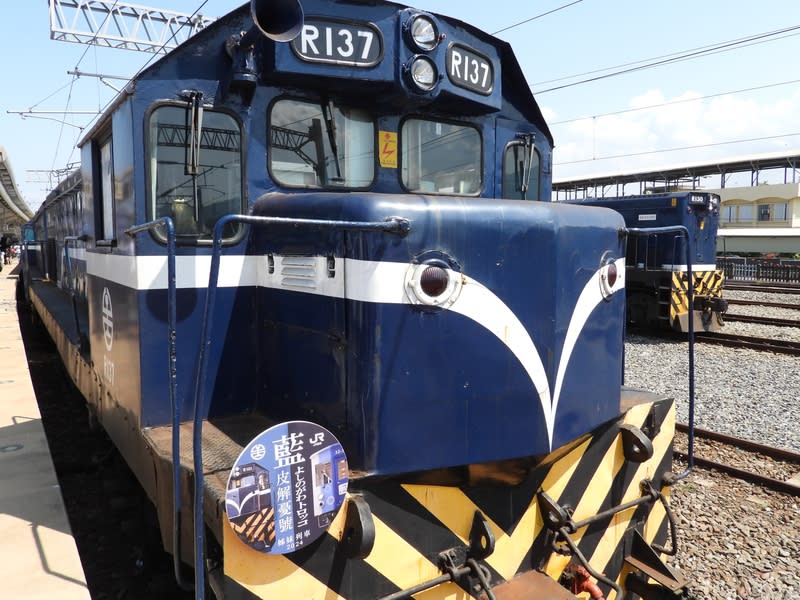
[623,289,800,600]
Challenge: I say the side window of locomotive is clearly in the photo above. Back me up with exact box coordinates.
[148,105,244,242]
[269,99,374,189]
[502,142,541,200]
[401,119,481,195]
[97,137,115,243]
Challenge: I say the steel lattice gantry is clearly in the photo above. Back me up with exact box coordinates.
[49,0,216,54]
[0,147,34,238]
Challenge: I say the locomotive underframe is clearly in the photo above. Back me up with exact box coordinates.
[626,268,726,332]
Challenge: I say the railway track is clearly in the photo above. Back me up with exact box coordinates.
[724,281,800,294]
[722,313,800,328]
[693,331,800,355]
[675,424,800,496]
[726,298,800,311]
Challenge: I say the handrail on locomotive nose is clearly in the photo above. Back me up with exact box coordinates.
[124,218,191,592]
[188,213,410,599]
[626,225,696,483]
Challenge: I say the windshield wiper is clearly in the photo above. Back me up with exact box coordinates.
[516,132,535,200]
[323,100,343,183]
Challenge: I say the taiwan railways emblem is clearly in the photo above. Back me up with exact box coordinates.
[225,421,348,554]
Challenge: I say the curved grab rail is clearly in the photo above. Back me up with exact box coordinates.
[191,213,409,599]
[627,225,695,481]
[124,218,189,591]
[63,235,89,351]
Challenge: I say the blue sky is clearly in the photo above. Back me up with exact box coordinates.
[2,0,799,210]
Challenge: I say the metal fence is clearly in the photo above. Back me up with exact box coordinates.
[718,258,800,283]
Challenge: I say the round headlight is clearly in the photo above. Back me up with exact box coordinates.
[409,56,438,92]
[409,14,439,51]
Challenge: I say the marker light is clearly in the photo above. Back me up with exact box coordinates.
[408,14,439,51]
[599,258,621,300]
[405,261,463,308]
[420,265,448,297]
[409,56,438,91]
[606,262,618,288]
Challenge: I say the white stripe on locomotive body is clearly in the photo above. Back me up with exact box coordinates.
[551,257,626,431]
[85,252,624,448]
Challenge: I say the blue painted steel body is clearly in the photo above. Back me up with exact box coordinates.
[575,192,720,269]
[250,192,627,473]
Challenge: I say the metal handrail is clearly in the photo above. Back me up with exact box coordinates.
[628,225,695,481]
[124,217,190,591]
[63,235,88,350]
[190,213,410,599]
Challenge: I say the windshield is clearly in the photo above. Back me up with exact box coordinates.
[401,118,481,195]
[270,99,374,188]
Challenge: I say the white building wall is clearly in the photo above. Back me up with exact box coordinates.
[707,183,800,254]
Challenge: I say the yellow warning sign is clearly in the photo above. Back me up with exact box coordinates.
[379,130,397,168]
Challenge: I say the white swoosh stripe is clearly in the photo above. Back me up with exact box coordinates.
[551,258,626,424]
[85,252,624,448]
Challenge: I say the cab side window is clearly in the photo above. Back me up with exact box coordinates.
[502,142,541,200]
[148,105,244,242]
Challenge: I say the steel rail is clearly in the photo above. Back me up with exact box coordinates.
[674,424,800,497]
[726,298,800,311]
[724,282,800,294]
[676,424,800,463]
[694,331,800,355]
[672,452,800,496]
[723,313,800,328]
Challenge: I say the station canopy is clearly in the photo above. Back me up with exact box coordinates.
[0,146,35,231]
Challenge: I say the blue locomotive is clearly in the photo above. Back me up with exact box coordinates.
[20,1,689,598]
[568,192,727,332]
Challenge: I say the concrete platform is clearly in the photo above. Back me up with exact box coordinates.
[0,261,90,599]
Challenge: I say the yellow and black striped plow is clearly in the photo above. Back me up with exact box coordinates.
[670,270,726,328]
[223,397,680,599]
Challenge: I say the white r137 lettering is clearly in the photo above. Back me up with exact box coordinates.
[300,25,374,61]
[449,48,490,89]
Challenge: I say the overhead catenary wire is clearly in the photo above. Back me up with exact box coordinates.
[533,24,800,93]
[549,78,800,125]
[557,132,800,166]
[490,0,583,35]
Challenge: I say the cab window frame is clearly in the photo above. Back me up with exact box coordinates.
[501,140,541,201]
[268,96,377,190]
[145,101,246,246]
[399,116,483,196]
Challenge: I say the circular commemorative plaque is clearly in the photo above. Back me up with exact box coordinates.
[225,421,348,554]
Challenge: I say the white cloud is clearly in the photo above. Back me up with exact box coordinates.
[548,87,800,181]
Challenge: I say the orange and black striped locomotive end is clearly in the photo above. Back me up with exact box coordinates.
[221,392,683,600]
